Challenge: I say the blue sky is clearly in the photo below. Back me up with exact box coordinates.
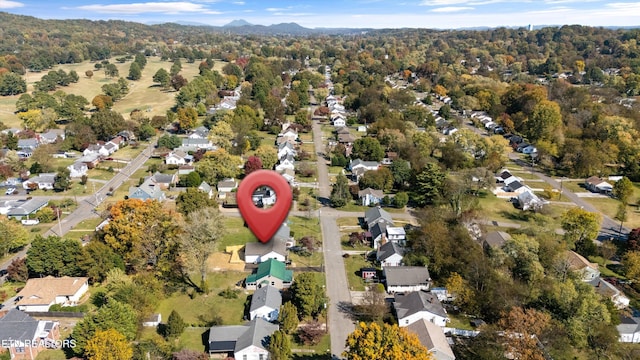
[1,0,639,29]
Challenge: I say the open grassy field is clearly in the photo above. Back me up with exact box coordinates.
[0,57,220,128]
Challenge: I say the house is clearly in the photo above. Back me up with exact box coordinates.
[349,159,380,172]
[361,268,377,280]
[406,319,456,360]
[585,176,614,194]
[197,181,214,199]
[618,316,640,343]
[370,222,388,249]
[143,314,162,327]
[382,152,398,165]
[249,285,282,322]
[179,138,216,152]
[39,129,65,144]
[386,226,406,244]
[377,241,404,267]
[275,155,295,172]
[520,145,537,154]
[364,207,395,229]
[6,199,49,221]
[22,173,56,191]
[245,238,287,264]
[588,277,630,309]
[279,168,296,185]
[495,169,518,184]
[217,178,238,200]
[505,180,528,194]
[83,143,109,157]
[151,172,178,189]
[128,178,166,201]
[77,153,101,169]
[208,318,278,359]
[357,125,367,132]
[517,190,544,211]
[332,116,346,127]
[17,138,39,151]
[277,142,297,161]
[102,142,118,155]
[16,276,89,312]
[384,266,431,294]
[335,127,350,136]
[358,188,384,206]
[394,290,449,327]
[278,127,299,143]
[165,150,190,165]
[178,165,195,175]
[337,133,356,145]
[67,162,88,178]
[0,309,60,360]
[482,231,512,250]
[189,126,209,139]
[252,187,277,207]
[245,259,293,290]
[565,251,600,281]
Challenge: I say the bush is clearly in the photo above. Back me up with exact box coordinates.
[219,287,240,299]
[49,304,89,312]
[298,321,325,345]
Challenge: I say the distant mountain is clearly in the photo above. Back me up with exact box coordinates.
[223,19,253,27]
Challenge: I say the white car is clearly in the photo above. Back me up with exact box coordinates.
[5,188,15,195]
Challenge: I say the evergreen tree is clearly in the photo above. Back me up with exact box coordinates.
[330,173,350,208]
[278,302,299,334]
[269,330,291,360]
[164,310,186,339]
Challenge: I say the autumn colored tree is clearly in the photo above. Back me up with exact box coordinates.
[623,251,640,283]
[85,328,133,360]
[85,70,93,79]
[0,216,29,257]
[177,107,198,132]
[6,257,28,282]
[196,149,243,183]
[171,74,188,91]
[498,307,551,360]
[613,176,634,205]
[344,322,432,360]
[91,94,113,110]
[560,208,601,249]
[244,156,263,175]
[255,145,278,170]
[72,300,138,356]
[176,187,216,216]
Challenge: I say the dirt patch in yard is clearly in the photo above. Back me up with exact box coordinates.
[206,252,246,272]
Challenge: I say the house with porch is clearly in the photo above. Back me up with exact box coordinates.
[249,285,282,322]
[67,161,88,178]
[393,290,449,327]
[128,179,166,201]
[358,188,384,206]
[585,176,614,194]
[384,266,431,294]
[245,259,293,290]
[245,238,287,264]
[6,199,49,220]
[22,173,56,190]
[208,318,278,359]
[377,241,404,267]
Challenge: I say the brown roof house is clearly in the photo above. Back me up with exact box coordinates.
[585,176,613,194]
[565,250,600,282]
[16,276,89,313]
[0,309,61,360]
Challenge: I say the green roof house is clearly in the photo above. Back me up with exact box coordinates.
[245,259,293,290]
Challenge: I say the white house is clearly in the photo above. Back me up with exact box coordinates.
[39,129,65,144]
[585,176,614,194]
[189,126,209,139]
[386,226,407,244]
[394,290,449,327]
[377,241,404,267]
[565,251,601,282]
[249,285,282,322]
[83,143,110,157]
[197,181,214,199]
[208,318,278,359]
[67,161,88,178]
[275,155,295,172]
[165,150,190,165]
[332,116,346,128]
[245,236,288,264]
[618,316,640,343]
[358,188,384,206]
[384,266,431,294]
[521,145,537,154]
[252,187,277,207]
[278,142,297,161]
[16,277,89,312]
[406,319,456,360]
[22,173,56,190]
[143,314,162,327]
[179,138,216,152]
[589,277,630,309]
[217,178,238,200]
[278,127,299,143]
[349,159,380,172]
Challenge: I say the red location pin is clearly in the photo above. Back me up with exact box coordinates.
[237,169,293,243]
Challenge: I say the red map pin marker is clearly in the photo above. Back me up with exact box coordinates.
[237,169,293,243]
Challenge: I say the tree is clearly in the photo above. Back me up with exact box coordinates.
[128,62,142,80]
[623,251,640,283]
[352,137,384,162]
[413,163,445,207]
[77,241,125,283]
[525,100,563,144]
[176,188,217,216]
[0,217,29,257]
[171,74,188,91]
[164,310,186,339]
[153,68,171,88]
[331,173,351,208]
[180,207,225,292]
[196,149,242,183]
[72,300,138,356]
[355,284,388,322]
[344,322,432,360]
[498,307,551,360]
[290,272,327,319]
[390,160,411,189]
[278,302,299,334]
[90,109,127,141]
[92,94,113,110]
[53,167,71,192]
[177,107,198,132]
[182,171,202,188]
[0,72,26,95]
[85,328,133,360]
[255,145,278,170]
[26,235,83,277]
[85,70,94,79]
[172,349,208,360]
[244,156,263,175]
[359,167,393,192]
[561,208,601,249]
[6,257,28,282]
[393,192,409,208]
[269,330,291,360]
[157,134,182,150]
[613,177,634,205]
[294,109,311,129]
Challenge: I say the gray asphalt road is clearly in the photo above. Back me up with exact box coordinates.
[312,118,354,358]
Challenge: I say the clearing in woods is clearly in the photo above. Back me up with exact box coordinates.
[0,57,227,128]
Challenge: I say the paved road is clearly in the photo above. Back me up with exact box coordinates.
[312,118,354,358]
[0,141,155,273]
[508,153,629,240]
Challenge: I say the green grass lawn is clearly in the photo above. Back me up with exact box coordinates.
[219,217,256,249]
[327,166,345,175]
[156,271,248,326]
[35,350,67,360]
[289,215,321,240]
[337,202,406,214]
[336,217,361,227]
[86,168,116,181]
[344,254,375,291]
[292,332,331,359]
[584,197,640,228]
[341,234,372,251]
[447,314,474,330]
[113,144,145,159]
[297,191,320,212]
[178,327,209,352]
[476,191,572,230]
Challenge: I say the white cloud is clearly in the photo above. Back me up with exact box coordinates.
[431,6,474,12]
[419,0,508,5]
[232,1,245,4]
[0,0,24,9]
[73,2,220,14]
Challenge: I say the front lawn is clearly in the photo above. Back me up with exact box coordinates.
[219,217,256,249]
[343,254,375,291]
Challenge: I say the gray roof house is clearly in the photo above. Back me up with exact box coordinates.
[370,222,388,249]
[6,199,49,220]
[17,138,39,150]
[406,318,456,360]
[384,266,431,294]
[618,316,640,343]
[364,207,394,228]
[39,129,65,144]
[0,309,60,359]
[249,285,282,322]
[377,241,405,267]
[208,318,278,358]
[128,178,166,202]
[151,171,178,189]
[358,187,384,206]
[197,181,214,199]
[245,239,287,264]
[482,231,512,249]
[394,290,449,327]
[22,173,56,190]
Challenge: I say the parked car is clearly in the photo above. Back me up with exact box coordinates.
[21,219,40,226]
[5,187,15,195]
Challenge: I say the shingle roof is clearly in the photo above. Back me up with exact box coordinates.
[394,291,447,319]
[384,266,431,287]
[483,231,511,248]
[406,318,456,360]
[358,188,384,199]
[565,250,599,271]
[617,316,640,335]
[364,207,394,226]
[249,285,282,313]
[246,259,293,284]
[245,239,287,258]
[152,172,175,184]
[208,325,249,352]
[235,318,279,352]
[7,199,49,217]
[377,241,404,261]
[16,276,88,307]
[217,178,237,189]
[198,181,212,193]
[370,222,387,240]
[0,309,40,342]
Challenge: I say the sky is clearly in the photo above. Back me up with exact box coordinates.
[0,0,639,29]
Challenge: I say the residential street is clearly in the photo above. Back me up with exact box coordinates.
[312,119,354,359]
